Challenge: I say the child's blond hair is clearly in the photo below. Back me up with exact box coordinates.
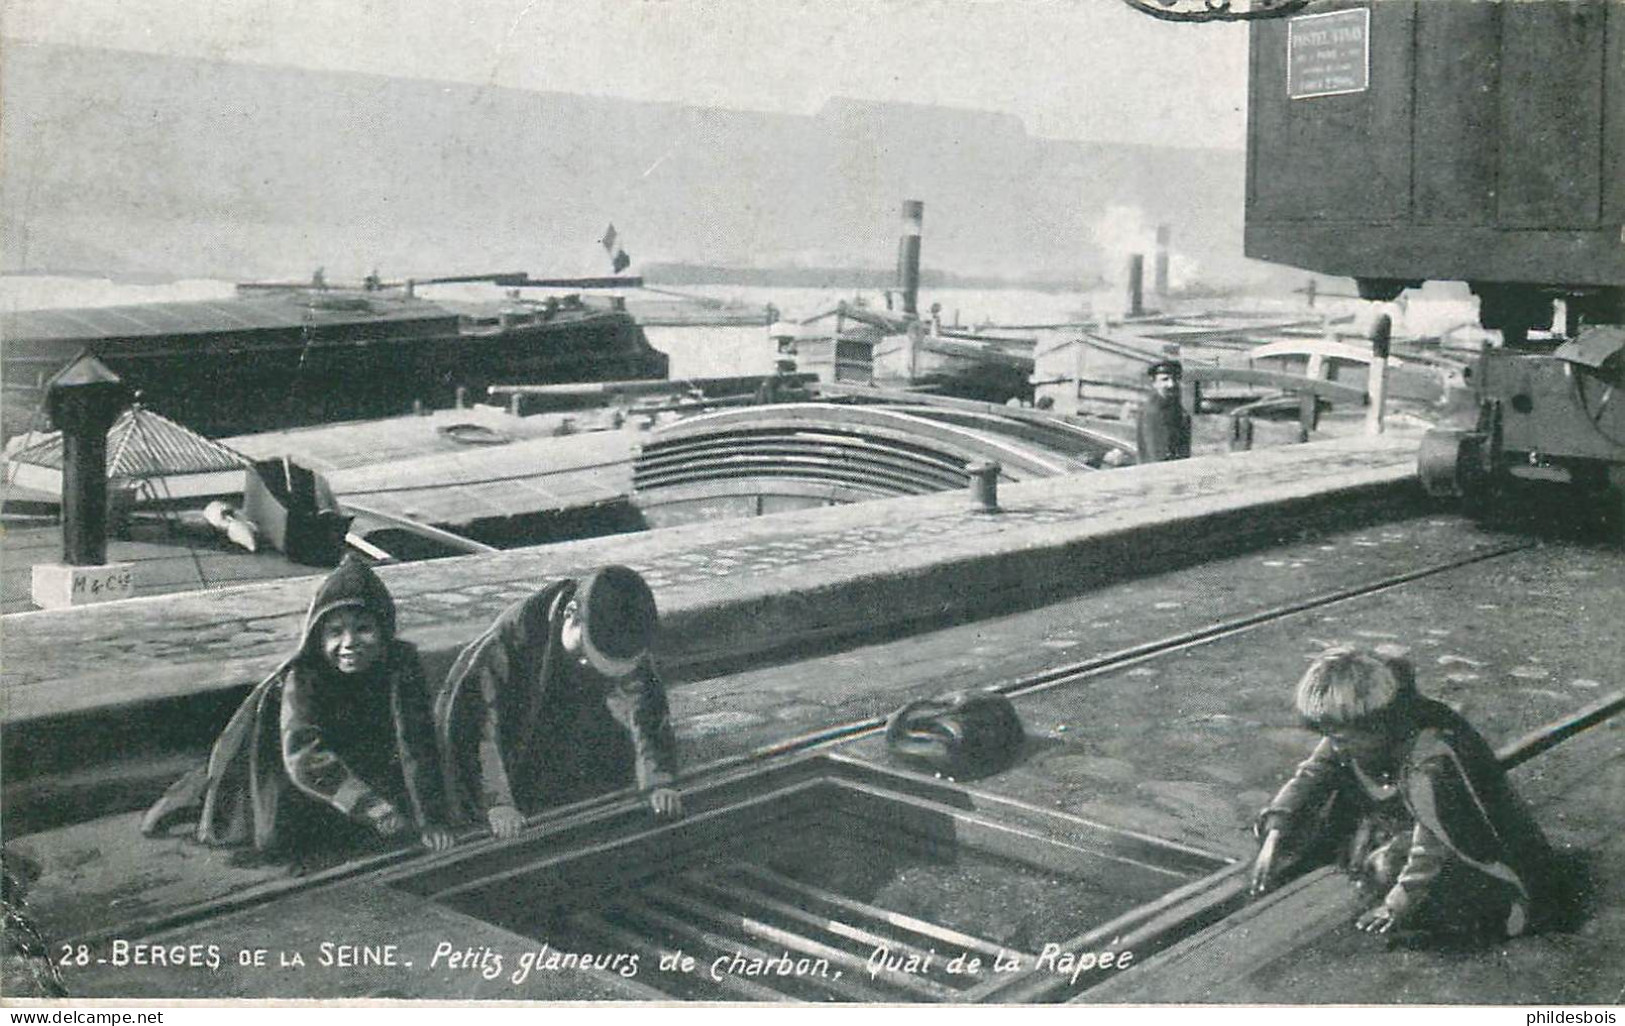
[1295,647,1417,732]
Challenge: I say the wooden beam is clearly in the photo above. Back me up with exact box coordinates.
[685,866,962,984]
[735,863,1008,960]
[570,909,785,1002]
[1498,689,1625,769]
[618,894,875,1002]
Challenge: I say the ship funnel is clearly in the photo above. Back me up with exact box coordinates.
[896,200,924,317]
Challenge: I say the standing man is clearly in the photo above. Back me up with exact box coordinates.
[435,565,682,839]
[1137,358,1192,463]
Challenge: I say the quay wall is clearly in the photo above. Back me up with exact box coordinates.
[0,433,1426,828]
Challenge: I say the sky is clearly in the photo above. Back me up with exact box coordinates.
[2,0,1252,148]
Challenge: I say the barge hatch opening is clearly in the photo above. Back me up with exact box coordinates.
[386,756,1239,1002]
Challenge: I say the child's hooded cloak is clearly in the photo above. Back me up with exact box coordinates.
[142,556,446,852]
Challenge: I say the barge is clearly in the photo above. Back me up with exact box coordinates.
[1,281,669,440]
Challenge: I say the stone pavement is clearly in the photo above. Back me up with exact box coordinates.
[16,514,1623,1002]
[3,430,1424,734]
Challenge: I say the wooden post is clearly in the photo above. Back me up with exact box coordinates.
[897,200,924,316]
[1365,314,1392,435]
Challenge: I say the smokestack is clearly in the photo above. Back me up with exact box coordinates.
[45,353,132,566]
[1154,224,1171,297]
[897,200,924,317]
[1126,254,1146,318]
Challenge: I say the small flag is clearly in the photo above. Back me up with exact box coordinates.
[600,223,632,275]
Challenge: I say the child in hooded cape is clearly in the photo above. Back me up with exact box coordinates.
[141,555,453,859]
[434,565,681,839]
[1250,647,1555,939]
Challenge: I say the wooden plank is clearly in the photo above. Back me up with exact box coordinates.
[1076,693,1625,1003]
[645,881,955,1002]
[735,863,1007,960]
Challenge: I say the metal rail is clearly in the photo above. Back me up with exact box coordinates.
[702,539,1539,775]
[66,538,1545,963]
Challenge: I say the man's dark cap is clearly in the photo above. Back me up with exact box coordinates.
[577,565,659,662]
[1147,359,1183,379]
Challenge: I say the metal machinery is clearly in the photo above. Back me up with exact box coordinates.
[1237,0,1625,519]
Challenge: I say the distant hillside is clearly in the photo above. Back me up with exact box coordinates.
[1,42,1264,287]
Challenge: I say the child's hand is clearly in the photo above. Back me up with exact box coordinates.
[1250,829,1282,896]
[487,804,525,839]
[371,808,410,838]
[648,788,684,820]
[1356,904,1399,934]
[421,826,456,853]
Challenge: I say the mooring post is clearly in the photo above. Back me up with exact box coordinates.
[32,353,135,609]
[897,200,924,317]
[1154,225,1171,298]
[1126,255,1145,318]
[1365,314,1393,435]
[967,460,1001,512]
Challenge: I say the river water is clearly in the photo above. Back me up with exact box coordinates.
[0,275,1484,383]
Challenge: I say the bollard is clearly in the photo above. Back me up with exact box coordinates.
[509,393,523,417]
[967,460,1001,512]
[1365,314,1393,435]
[455,385,468,410]
[413,398,426,417]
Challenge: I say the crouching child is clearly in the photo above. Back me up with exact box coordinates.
[435,565,682,840]
[1250,647,1555,939]
[142,555,455,860]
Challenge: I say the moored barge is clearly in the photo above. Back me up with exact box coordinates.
[2,284,669,440]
